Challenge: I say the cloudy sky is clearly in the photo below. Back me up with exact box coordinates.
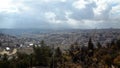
[0,0,120,29]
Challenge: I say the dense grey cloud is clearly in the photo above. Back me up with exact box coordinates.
[0,0,120,29]
[70,2,96,20]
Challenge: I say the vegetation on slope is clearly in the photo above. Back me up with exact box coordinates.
[0,38,120,68]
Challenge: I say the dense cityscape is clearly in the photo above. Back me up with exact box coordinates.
[1,29,120,50]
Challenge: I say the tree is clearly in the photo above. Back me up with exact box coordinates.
[16,52,30,68]
[0,54,9,68]
[55,47,62,57]
[88,38,94,50]
[97,42,102,48]
[40,40,46,47]
[114,55,120,68]
[2,54,8,61]
[33,40,51,66]
[0,42,2,47]
[103,54,112,68]
[69,44,75,57]
[88,38,94,57]
[116,39,120,49]
[111,40,115,46]
[50,47,63,68]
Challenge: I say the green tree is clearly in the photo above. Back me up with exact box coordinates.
[88,38,94,50]
[50,47,63,68]
[16,52,30,68]
[88,38,94,57]
[0,42,2,47]
[40,40,46,47]
[55,47,62,57]
[33,40,51,66]
[0,54,9,68]
[97,42,102,48]
[116,39,120,49]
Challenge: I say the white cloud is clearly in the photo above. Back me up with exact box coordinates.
[67,18,79,27]
[93,0,110,19]
[73,0,88,9]
[93,0,120,20]
[45,12,56,23]
[73,0,94,9]
[39,0,66,3]
[61,0,66,2]
[83,20,103,28]
[0,0,16,13]
[0,0,120,29]
[0,0,30,13]
[110,5,120,19]
[45,12,62,24]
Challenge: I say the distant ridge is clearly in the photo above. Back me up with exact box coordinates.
[0,28,120,36]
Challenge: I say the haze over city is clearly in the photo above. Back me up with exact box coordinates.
[0,0,120,29]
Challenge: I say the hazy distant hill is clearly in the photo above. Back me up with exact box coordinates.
[0,28,120,36]
[0,29,54,36]
[0,29,82,36]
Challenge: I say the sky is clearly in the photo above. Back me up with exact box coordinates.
[0,0,120,29]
